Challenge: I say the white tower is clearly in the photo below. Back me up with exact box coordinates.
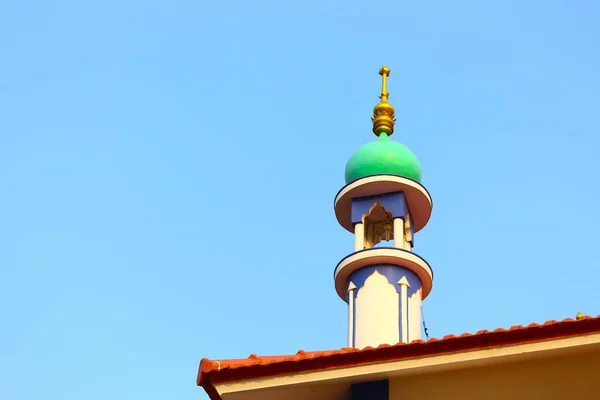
[334,66,433,349]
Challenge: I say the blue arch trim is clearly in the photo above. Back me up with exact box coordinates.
[347,265,422,299]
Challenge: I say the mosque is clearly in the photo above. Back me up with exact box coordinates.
[197,67,600,400]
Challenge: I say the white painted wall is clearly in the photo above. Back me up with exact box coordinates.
[354,270,400,349]
[408,288,422,342]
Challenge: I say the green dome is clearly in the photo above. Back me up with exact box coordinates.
[345,133,422,184]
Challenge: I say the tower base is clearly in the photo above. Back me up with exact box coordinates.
[335,247,433,348]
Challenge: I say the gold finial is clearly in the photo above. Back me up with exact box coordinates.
[576,312,585,320]
[371,65,396,136]
[379,65,391,102]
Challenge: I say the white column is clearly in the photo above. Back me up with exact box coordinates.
[398,276,411,343]
[403,214,413,250]
[354,223,364,251]
[393,218,403,249]
[347,282,357,347]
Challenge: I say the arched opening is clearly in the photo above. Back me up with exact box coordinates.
[362,201,394,248]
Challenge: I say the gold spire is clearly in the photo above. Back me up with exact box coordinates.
[371,65,396,136]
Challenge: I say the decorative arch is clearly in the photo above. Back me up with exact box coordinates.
[362,201,394,248]
[355,270,400,348]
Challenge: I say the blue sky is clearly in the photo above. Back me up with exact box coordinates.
[1,0,599,399]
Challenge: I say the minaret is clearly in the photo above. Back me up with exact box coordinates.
[334,66,433,349]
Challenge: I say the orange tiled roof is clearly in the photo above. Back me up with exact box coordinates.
[197,315,600,400]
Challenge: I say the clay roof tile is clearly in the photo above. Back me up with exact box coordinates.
[198,315,600,400]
